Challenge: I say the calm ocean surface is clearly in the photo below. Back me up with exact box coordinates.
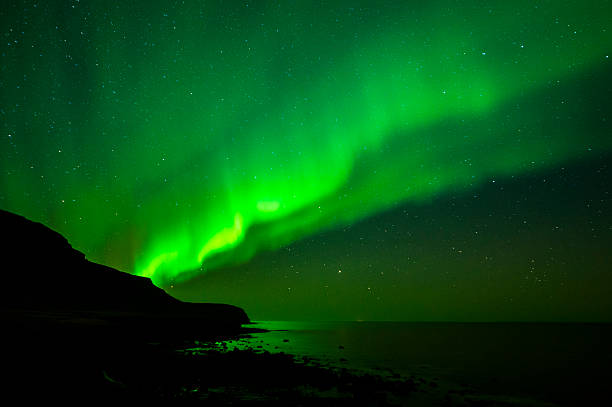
[223,321,612,405]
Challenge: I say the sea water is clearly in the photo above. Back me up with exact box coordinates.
[223,321,612,406]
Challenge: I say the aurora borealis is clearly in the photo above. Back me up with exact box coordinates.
[1,1,611,320]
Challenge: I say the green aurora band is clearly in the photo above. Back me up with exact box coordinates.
[1,0,611,286]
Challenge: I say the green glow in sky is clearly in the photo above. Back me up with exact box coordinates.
[1,0,611,286]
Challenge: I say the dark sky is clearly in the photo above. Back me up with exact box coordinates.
[1,1,611,320]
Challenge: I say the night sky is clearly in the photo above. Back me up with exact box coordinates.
[1,0,611,321]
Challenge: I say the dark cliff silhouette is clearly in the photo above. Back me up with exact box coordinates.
[0,209,249,329]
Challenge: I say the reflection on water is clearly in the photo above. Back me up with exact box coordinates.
[198,321,612,406]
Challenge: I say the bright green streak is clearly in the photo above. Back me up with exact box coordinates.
[0,1,610,285]
[140,251,178,279]
[197,213,243,263]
